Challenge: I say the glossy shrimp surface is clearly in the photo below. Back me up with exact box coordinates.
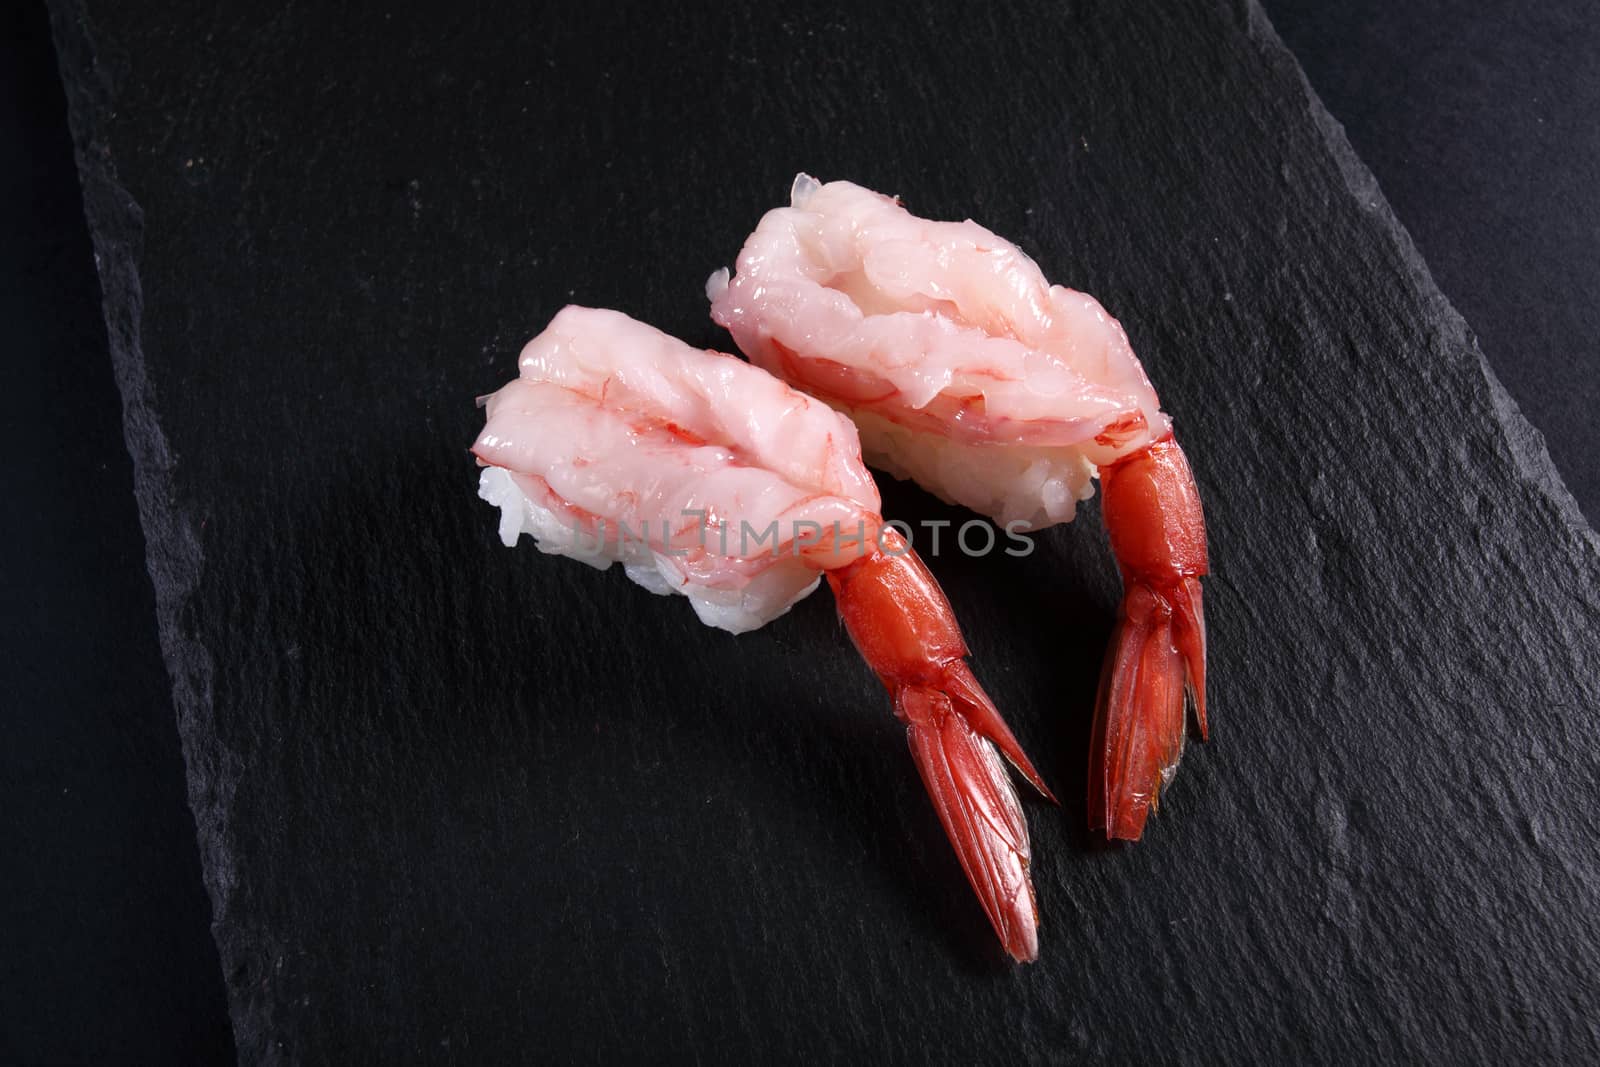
[709,175,1168,530]
[711,178,1210,841]
[473,306,1052,958]
[475,305,878,633]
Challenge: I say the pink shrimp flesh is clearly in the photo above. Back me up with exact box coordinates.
[709,177,1210,841]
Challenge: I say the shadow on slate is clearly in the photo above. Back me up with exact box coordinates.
[48,0,1600,1061]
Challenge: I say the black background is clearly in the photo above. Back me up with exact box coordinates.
[4,0,1596,1061]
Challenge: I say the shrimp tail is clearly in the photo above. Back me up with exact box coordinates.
[899,682,1039,963]
[941,658,1057,802]
[827,527,1052,962]
[1091,432,1209,841]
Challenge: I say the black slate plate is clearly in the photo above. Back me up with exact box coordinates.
[50,0,1600,1061]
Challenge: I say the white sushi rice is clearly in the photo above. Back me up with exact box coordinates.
[479,466,822,635]
[841,408,1098,531]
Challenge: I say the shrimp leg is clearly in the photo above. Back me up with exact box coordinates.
[1090,433,1208,841]
[829,526,1055,961]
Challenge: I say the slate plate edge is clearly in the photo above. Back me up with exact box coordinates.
[1241,0,1596,550]
[45,0,254,1049]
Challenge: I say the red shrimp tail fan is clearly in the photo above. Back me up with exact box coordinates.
[1088,576,1206,841]
[898,684,1040,963]
[942,660,1058,803]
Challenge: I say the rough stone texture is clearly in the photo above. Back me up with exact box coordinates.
[49,0,1600,1061]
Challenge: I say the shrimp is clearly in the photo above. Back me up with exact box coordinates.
[708,176,1209,842]
[472,306,1054,960]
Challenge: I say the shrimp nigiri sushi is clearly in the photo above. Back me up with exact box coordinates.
[709,176,1209,842]
[472,306,1054,960]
